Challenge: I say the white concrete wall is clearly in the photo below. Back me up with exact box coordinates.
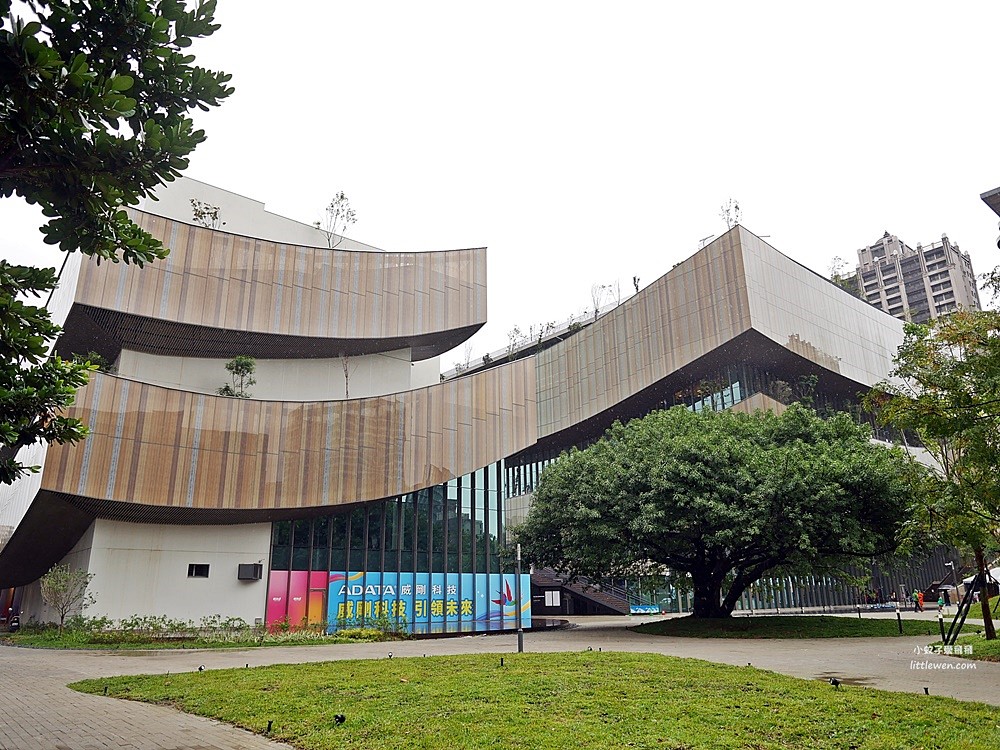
[18,524,95,625]
[79,520,271,624]
[410,356,442,389]
[0,442,47,553]
[116,348,440,400]
[138,177,382,252]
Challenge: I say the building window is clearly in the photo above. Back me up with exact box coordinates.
[187,563,210,578]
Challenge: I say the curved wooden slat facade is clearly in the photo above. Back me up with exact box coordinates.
[42,226,903,518]
[536,230,752,438]
[0,225,909,588]
[534,227,903,440]
[40,361,536,515]
[67,211,487,359]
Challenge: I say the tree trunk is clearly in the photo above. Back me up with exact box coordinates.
[690,568,732,618]
[720,570,756,616]
[974,547,996,641]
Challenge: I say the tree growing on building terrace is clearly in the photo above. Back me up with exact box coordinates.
[217,355,256,399]
[315,191,357,249]
[516,404,917,618]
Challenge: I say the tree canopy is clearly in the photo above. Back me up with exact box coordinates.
[1,0,234,265]
[0,262,92,484]
[0,1,231,482]
[39,561,95,634]
[516,404,916,618]
[866,310,1000,639]
[217,354,255,398]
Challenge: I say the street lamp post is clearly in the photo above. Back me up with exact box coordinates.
[515,543,524,653]
[944,561,959,607]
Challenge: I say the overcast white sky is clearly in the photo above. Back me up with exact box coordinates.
[2,2,999,366]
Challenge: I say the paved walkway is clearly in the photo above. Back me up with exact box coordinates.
[1,615,998,749]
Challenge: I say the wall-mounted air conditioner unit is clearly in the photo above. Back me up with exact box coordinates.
[238,563,263,581]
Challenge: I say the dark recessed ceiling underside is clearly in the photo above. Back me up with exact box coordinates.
[55,305,483,363]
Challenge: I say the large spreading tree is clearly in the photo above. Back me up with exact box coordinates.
[866,310,1000,640]
[0,0,232,483]
[516,404,916,618]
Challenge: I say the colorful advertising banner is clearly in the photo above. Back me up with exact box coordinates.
[328,572,530,633]
[267,570,531,634]
[629,604,661,615]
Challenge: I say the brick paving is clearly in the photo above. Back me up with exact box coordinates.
[0,646,293,750]
[1,613,998,749]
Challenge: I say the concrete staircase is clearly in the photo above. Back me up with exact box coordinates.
[531,567,632,615]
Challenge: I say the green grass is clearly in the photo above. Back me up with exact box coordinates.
[71,652,996,749]
[633,615,974,639]
[932,634,1000,663]
[0,627,399,650]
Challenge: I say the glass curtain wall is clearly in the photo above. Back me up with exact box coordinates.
[506,361,885,499]
[266,460,530,635]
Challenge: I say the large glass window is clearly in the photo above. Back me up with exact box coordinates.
[265,460,526,635]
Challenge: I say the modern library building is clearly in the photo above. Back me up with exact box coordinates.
[0,180,921,633]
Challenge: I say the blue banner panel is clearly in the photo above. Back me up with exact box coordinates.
[327,571,530,634]
[629,604,661,615]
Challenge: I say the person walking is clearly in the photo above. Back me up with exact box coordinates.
[911,589,920,612]
[917,590,925,612]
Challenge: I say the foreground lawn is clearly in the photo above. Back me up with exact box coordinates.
[634,615,970,639]
[71,652,994,750]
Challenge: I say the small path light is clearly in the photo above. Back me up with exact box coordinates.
[515,543,524,654]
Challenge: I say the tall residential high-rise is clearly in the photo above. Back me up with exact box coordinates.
[855,232,981,324]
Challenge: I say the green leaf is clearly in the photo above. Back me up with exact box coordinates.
[109,74,134,91]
